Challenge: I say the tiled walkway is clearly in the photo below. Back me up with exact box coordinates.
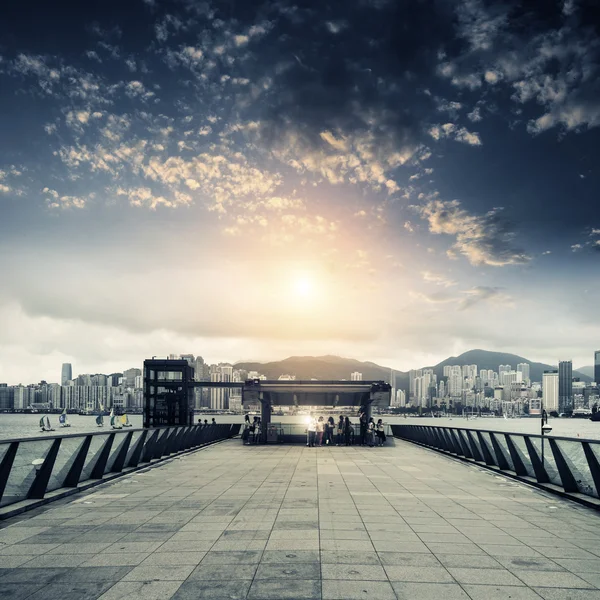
[1,439,600,600]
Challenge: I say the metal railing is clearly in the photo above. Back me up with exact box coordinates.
[392,424,600,506]
[0,423,241,513]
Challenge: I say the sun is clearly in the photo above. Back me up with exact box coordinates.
[293,276,314,298]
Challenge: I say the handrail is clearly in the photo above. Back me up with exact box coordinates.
[0,423,241,516]
[392,424,600,509]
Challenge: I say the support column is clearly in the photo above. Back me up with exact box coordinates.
[261,399,271,443]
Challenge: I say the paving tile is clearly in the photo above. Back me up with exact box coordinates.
[189,563,258,580]
[320,551,380,565]
[461,584,545,599]
[497,557,564,572]
[0,543,59,555]
[25,581,116,600]
[383,565,455,583]
[434,554,502,569]
[378,552,441,567]
[513,570,594,588]
[122,564,195,581]
[261,551,320,563]
[322,563,387,580]
[79,553,149,567]
[0,555,38,568]
[392,582,471,600]
[200,550,263,564]
[98,581,184,600]
[140,551,206,566]
[322,579,396,600]
[171,580,251,600]
[255,562,321,579]
[21,554,90,568]
[448,567,525,586]
[0,583,46,600]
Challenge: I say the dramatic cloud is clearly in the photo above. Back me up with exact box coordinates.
[419,199,530,267]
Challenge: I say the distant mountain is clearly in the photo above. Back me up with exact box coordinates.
[235,355,399,382]
[576,366,594,379]
[234,349,592,389]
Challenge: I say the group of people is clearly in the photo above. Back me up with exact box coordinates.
[241,415,262,445]
[197,418,217,426]
[306,413,386,448]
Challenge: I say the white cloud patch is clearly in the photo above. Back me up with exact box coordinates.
[429,123,481,145]
[419,198,530,266]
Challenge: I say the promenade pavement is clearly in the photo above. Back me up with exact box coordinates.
[1,438,600,600]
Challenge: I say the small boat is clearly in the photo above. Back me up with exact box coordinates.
[59,408,71,428]
[121,414,133,428]
[110,409,122,430]
[40,415,55,432]
[96,413,104,427]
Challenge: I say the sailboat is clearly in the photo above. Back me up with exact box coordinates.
[40,415,55,432]
[96,412,104,427]
[58,408,71,428]
[120,414,132,428]
[110,408,122,430]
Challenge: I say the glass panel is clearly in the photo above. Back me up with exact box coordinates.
[80,434,110,481]
[510,435,536,478]
[105,432,131,473]
[47,436,88,492]
[0,439,54,507]
[528,436,561,486]
[556,440,597,498]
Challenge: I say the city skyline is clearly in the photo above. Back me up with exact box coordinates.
[1,1,599,384]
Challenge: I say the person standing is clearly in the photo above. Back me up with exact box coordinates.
[307,415,316,447]
[242,415,251,445]
[367,417,375,447]
[359,410,368,446]
[336,415,344,446]
[316,416,324,446]
[376,419,386,446]
[325,417,335,446]
[344,416,352,446]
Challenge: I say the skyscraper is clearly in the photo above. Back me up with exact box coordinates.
[558,360,573,414]
[61,363,72,385]
[543,370,559,412]
[595,351,600,385]
[516,363,530,384]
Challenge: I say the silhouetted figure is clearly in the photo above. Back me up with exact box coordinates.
[376,419,386,446]
[344,416,352,446]
[367,417,375,447]
[359,411,367,446]
[337,415,344,446]
[242,415,251,445]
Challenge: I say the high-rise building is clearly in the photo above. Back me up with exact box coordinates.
[123,368,142,388]
[0,384,14,410]
[61,363,72,385]
[543,370,559,412]
[499,365,511,376]
[558,360,573,414]
[595,351,600,385]
[350,371,363,381]
[516,363,530,384]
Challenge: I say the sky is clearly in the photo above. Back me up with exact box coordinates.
[0,0,599,384]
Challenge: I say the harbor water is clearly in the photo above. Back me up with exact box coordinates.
[2,413,600,442]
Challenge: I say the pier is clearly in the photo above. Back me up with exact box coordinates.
[2,438,600,599]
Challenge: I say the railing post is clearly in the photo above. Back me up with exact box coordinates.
[549,439,579,493]
[141,430,159,463]
[0,442,19,505]
[505,434,528,476]
[489,432,510,470]
[126,430,148,468]
[523,436,549,483]
[110,432,133,474]
[466,431,483,462]
[27,438,61,500]
[91,433,115,479]
[455,430,473,459]
[63,436,92,488]
[582,442,600,498]
[476,431,496,466]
